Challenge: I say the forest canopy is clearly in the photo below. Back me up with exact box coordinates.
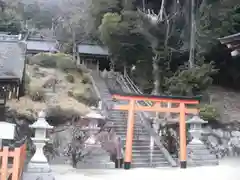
[1,0,240,92]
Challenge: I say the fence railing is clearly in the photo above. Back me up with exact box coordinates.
[0,144,26,180]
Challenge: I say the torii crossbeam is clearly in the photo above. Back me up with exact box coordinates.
[112,93,201,169]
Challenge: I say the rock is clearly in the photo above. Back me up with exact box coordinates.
[42,76,58,89]
[213,129,224,138]
[223,131,231,139]
[207,135,219,146]
[231,131,240,137]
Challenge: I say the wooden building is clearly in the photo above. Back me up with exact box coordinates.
[0,34,26,100]
[25,38,59,55]
[77,42,110,71]
[219,32,240,56]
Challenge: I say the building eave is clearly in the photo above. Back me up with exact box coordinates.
[218,33,240,44]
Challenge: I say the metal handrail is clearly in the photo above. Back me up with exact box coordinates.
[125,73,153,106]
[116,72,177,167]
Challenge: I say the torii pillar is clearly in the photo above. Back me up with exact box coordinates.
[112,93,200,169]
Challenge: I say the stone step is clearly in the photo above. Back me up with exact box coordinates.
[109,121,142,126]
[109,115,127,119]
[116,134,149,139]
[132,157,166,164]
[114,130,147,135]
[131,149,164,154]
[77,162,115,169]
[132,153,165,159]
[131,161,170,168]
[187,159,219,167]
[110,113,139,118]
[131,145,161,150]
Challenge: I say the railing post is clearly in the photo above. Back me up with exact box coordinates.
[22,110,55,180]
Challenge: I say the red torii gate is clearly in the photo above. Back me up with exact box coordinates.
[112,93,200,169]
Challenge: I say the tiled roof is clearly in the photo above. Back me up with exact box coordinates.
[0,35,26,81]
[26,40,58,52]
[219,32,240,44]
[77,44,109,56]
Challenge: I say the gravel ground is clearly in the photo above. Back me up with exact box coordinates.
[52,157,240,180]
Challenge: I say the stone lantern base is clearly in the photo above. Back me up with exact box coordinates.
[22,171,55,180]
[77,145,115,169]
[187,141,219,167]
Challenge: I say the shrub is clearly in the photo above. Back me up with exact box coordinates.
[55,53,75,71]
[32,64,40,71]
[67,89,74,97]
[29,86,45,102]
[29,53,76,70]
[71,85,99,106]
[24,73,31,85]
[81,74,92,84]
[76,64,90,74]
[199,104,220,121]
[42,77,57,89]
[30,53,57,68]
[24,73,31,93]
[46,106,82,126]
[65,74,75,83]
[165,63,218,96]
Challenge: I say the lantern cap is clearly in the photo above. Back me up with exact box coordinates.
[186,116,208,124]
[85,110,105,119]
[38,110,46,118]
[30,110,53,129]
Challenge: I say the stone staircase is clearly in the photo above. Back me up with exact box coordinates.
[91,71,174,168]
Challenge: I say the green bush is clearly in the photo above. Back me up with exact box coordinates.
[30,53,57,68]
[65,74,75,83]
[81,74,92,84]
[71,86,98,106]
[46,106,82,126]
[29,86,45,102]
[29,53,76,70]
[55,53,75,71]
[165,63,218,96]
[199,104,220,121]
[76,64,90,74]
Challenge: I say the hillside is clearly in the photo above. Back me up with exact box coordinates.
[208,86,240,124]
[6,64,94,123]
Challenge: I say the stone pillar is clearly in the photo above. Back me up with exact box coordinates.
[186,116,218,166]
[23,110,55,180]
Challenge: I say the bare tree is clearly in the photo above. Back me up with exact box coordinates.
[139,0,181,95]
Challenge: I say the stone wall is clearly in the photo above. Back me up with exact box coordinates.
[202,126,240,158]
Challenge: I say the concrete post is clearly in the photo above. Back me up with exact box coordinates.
[23,110,55,180]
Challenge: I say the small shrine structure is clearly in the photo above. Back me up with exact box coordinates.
[77,40,110,71]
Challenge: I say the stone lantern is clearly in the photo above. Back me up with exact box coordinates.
[78,109,114,169]
[187,115,207,144]
[23,110,55,180]
[186,115,218,166]
[82,110,105,146]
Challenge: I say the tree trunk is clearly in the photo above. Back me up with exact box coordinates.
[152,54,160,95]
[188,0,196,68]
[159,0,166,21]
[72,30,77,64]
